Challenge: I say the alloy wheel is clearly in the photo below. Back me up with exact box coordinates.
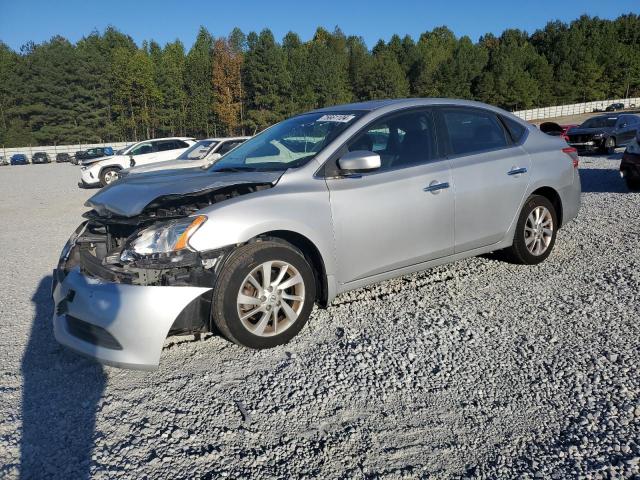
[524,206,554,256]
[103,170,119,184]
[236,260,305,337]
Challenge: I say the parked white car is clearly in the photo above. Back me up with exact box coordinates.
[121,137,249,177]
[79,137,196,187]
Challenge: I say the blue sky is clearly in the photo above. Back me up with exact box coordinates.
[1,0,638,51]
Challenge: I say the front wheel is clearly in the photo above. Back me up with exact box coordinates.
[603,136,616,155]
[507,195,558,265]
[212,240,316,349]
[99,167,120,187]
[625,177,640,191]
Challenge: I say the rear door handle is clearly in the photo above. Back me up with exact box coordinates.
[423,181,450,194]
[508,167,527,176]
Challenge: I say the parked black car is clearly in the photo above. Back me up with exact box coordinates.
[31,152,51,164]
[605,102,625,112]
[56,152,72,163]
[10,154,29,165]
[620,132,640,190]
[566,114,640,154]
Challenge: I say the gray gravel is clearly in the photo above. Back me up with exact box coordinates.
[0,155,639,479]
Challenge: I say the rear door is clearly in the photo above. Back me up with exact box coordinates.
[154,140,192,162]
[436,107,531,253]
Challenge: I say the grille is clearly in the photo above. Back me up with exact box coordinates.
[568,134,594,143]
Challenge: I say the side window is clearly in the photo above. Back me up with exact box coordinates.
[157,141,179,152]
[217,141,241,156]
[345,109,437,171]
[500,115,527,143]
[130,142,153,156]
[441,108,510,156]
[175,140,190,149]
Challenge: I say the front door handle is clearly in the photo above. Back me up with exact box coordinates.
[507,167,527,176]
[423,181,450,194]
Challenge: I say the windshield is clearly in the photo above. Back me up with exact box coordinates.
[209,112,363,172]
[178,140,218,160]
[581,117,617,129]
[118,145,133,155]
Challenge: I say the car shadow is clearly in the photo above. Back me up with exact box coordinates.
[579,168,627,193]
[20,276,106,479]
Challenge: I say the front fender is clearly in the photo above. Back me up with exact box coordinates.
[188,181,337,277]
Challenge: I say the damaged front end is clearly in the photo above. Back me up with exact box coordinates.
[57,182,273,335]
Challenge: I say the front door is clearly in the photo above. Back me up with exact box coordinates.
[326,108,454,284]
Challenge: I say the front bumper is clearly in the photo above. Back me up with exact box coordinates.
[568,142,601,154]
[52,267,211,370]
[80,168,100,187]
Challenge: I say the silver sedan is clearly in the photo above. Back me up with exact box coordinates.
[52,99,581,369]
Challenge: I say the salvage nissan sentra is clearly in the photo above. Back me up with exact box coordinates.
[52,98,581,369]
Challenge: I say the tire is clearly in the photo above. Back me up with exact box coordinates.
[212,240,316,349]
[507,195,558,265]
[625,177,640,191]
[603,136,616,155]
[99,167,121,187]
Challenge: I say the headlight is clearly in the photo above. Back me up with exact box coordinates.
[81,166,87,171]
[125,215,206,256]
[592,133,604,138]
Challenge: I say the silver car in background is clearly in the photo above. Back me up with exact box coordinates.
[52,99,581,369]
[121,136,250,177]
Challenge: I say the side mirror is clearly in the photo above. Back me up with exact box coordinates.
[338,150,381,172]
[129,155,136,167]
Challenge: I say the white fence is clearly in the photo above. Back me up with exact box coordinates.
[1,142,130,161]
[513,97,640,121]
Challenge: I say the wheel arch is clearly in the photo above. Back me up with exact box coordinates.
[256,230,330,308]
[99,163,122,178]
[531,186,563,228]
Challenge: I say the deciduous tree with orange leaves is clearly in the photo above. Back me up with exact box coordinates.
[212,37,244,136]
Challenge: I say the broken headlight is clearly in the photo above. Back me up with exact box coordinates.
[122,215,206,259]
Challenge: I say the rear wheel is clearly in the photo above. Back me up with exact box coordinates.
[99,167,120,187]
[212,240,316,349]
[507,195,558,265]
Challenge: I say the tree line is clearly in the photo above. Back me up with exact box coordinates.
[0,14,639,147]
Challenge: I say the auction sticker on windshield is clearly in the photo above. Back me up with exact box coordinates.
[317,114,356,123]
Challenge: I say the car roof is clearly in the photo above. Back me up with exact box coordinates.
[309,98,512,114]
[200,136,251,142]
[138,137,195,142]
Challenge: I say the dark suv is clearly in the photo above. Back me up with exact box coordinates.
[56,153,72,163]
[566,114,640,154]
[32,152,51,164]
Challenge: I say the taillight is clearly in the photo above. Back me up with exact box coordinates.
[562,147,579,168]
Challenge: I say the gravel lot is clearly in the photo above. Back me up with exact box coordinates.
[0,155,639,479]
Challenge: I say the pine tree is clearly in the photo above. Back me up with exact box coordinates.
[243,29,291,132]
[185,27,214,137]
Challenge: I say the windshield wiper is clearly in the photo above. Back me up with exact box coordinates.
[211,166,258,173]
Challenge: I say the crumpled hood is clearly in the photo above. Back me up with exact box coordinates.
[126,158,208,175]
[81,155,115,166]
[86,168,283,217]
